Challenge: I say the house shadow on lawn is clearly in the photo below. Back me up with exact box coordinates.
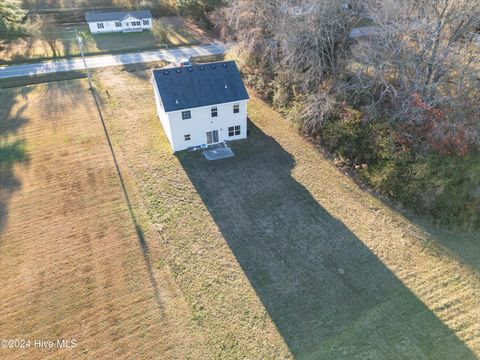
[177,122,477,359]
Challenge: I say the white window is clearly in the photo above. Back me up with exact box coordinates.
[184,134,191,141]
[228,125,241,137]
[211,106,218,117]
[97,22,104,29]
[181,110,191,120]
[132,21,141,26]
[233,104,240,113]
[115,21,122,27]
[143,19,150,26]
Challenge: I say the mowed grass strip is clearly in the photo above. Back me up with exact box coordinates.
[94,67,479,359]
[0,80,206,359]
[94,68,292,359]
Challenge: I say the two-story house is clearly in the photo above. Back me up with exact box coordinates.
[152,61,250,152]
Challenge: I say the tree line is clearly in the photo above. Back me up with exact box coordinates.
[213,0,480,230]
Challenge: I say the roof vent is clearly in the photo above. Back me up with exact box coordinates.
[188,68,193,72]
[163,70,169,75]
[222,63,227,68]
[210,64,217,69]
[175,99,179,104]
[225,84,228,89]
[176,69,181,73]
[200,66,205,70]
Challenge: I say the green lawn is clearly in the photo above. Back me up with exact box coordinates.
[80,18,202,54]
[0,17,207,64]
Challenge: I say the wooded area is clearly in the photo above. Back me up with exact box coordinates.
[215,0,480,230]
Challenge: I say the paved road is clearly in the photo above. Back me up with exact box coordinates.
[0,43,227,79]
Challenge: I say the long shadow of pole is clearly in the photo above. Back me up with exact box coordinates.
[77,30,164,311]
[90,83,164,312]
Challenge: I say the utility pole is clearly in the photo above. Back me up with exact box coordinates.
[76,30,93,90]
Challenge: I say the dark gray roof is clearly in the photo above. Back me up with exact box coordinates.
[153,61,249,112]
[85,10,152,23]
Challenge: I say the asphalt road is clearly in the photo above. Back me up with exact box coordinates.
[0,43,227,79]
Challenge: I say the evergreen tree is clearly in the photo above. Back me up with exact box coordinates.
[0,0,28,40]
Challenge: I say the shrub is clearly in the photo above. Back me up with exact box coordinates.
[318,108,480,230]
[359,152,480,230]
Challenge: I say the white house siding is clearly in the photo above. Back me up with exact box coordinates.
[152,79,175,148]
[88,17,152,34]
[158,100,248,152]
[121,16,152,32]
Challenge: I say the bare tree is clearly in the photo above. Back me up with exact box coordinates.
[215,0,480,152]
[33,15,61,58]
[276,0,361,92]
[214,0,280,66]
[350,0,480,153]
[214,0,360,111]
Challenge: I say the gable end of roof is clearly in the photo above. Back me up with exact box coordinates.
[85,10,152,23]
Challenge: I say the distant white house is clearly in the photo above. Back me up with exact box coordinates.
[152,61,250,152]
[85,10,152,34]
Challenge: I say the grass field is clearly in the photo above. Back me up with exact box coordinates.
[0,17,210,64]
[0,79,209,359]
[0,65,479,359]
[93,67,480,358]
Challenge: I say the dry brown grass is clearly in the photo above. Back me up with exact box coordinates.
[0,80,207,359]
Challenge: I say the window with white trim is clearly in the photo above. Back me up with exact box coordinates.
[211,106,218,117]
[115,21,122,27]
[184,134,191,141]
[233,104,240,113]
[97,22,104,29]
[181,110,191,120]
[143,19,150,25]
[228,125,241,137]
[131,21,141,26]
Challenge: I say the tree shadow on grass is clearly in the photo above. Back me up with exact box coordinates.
[177,122,477,359]
[0,87,31,236]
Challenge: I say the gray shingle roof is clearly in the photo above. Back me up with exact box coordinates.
[153,61,249,113]
[85,10,152,23]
